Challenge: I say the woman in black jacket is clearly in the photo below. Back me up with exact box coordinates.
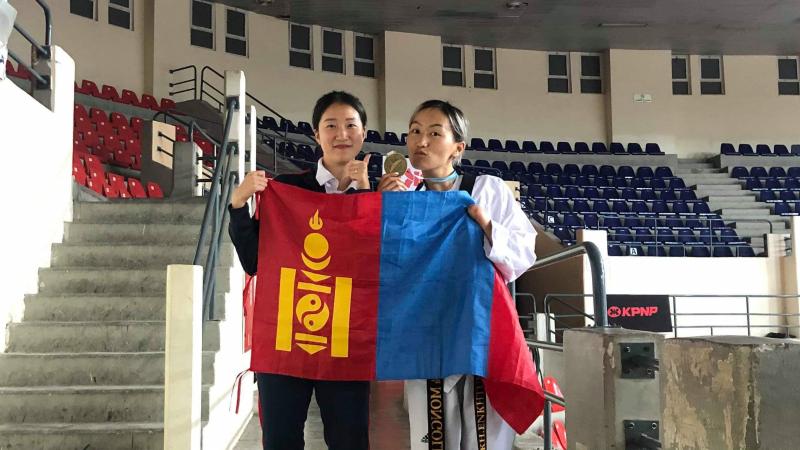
[228,91,372,450]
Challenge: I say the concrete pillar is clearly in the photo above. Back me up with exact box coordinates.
[163,265,203,450]
[171,142,199,199]
[564,328,665,450]
[663,336,800,450]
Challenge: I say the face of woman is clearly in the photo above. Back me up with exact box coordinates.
[407,108,464,175]
[314,103,365,165]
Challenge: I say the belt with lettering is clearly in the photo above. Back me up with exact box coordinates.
[425,377,488,449]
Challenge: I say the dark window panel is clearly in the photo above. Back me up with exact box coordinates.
[672,81,690,95]
[355,36,373,60]
[442,70,463,86]
[108,7,130,29]
[226,38,246,56]
[779,81,800,95]
[354,61,375,77]
[548,78,569,93]
[700,58,720,79]
[227,10,245,37]
[549,54,567,76]
[700,81,723,95]
[581,55,600,77]
[475,49,493,72]
[192,1,213,28]
[323,30,342,55]
[191,29,213,49]
[289,51,312,69]
[672,58,687,79]
[322,56,344,73]
[109,0,129,7]
[474,73,495,89]
[70,0,94,19]
[778,59,798,80]
[291,24,310,50]
[443,47,462,69]
[581,78,602,94]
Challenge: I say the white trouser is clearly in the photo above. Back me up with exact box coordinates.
[406,375,515,450]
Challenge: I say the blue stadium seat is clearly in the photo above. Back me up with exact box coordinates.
[768,167,787,178]
[654,167,674,178]
[539,174,555,185]
[584,187,600,199]
[528,162,545,174]
[645,143,664,155]
[627,143,644,155]
[739,144,755,156]
[623,216,641,228]
[764,178,782,190]
[730,166,749,178]
[621,188,637,200]
[487,139,504,152]
[608,245,624,256]
[636,167,655,178]
[366,130,383,143]
[475,159,490,168]
[401,133,408,144]
[788,167,800,178]
[575,176,591,187]
[599,165,616,178]
[592,142,609,154]
[602,188,619,199]
[680,190,698,201]
[595,177,611,187]
[655,228,675,243]
[604,216,622,228]
[262,115,280,130]
[592,200,610,213]
[554,199,571,212]
[462,158,472,166]
[647,246,667,257]
[737,246,756,257]
[786,178,800,189]
[668,245,687,257]
[509,161,527,174]
[750,166,768,178]
[713,246,734,257]
[564,164,580,176]
[755,144,772,156]
[774,202,792,215]
[583,213,599,228]
[470,138,487,151]
[780,191,797,202]
[651,200,669,214]
[581,165,599,177]
[774,145,791,156]
[618,166,635,178]
[635,229,654,243]
[554,226,573,242]
[672,201,690,214]
[575,142,591,154]
[691,247,711,257]
[491,161,509,172]
[640,189,657,201]
[650,178,667,189]
[677,229,696,244]
[557,174,573,185]
[384,132,401,145]
[563,213,581,228]
[522,141,539,153]
[506,140,522,153]
[610,142,626,154]
[692,203,712,214]
[669,178,686,189]
[541,141,557,154]
[721,143,737,155]
[546,185,563,198]
[718,229,740,244]
[297,121,314,135]
[612,227,634,243]
[279,118,298,133]
[546,163,563,176]
[745,178,763,190]
[533,198,547,211]
[630,178,647,189]
[792,145,800,156]
[612,200,629,214]
[659,190,677,201]
[557,142,574,154]
[573,199,590,212]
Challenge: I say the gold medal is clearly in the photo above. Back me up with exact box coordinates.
[383,153,407,175]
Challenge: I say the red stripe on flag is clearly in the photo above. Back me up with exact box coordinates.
[484,272,545,433]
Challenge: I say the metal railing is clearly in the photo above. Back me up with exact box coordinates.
[193,96,239,320]
[7,0,52,89]
[522,241,608,450]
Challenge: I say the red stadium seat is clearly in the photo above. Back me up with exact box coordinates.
[89,107,109,124]
[72,156,87,186]
[160,98,176,111]
[109,112,127,126]
[147,182,164,198]
[140,93,160,110]
[130,117,144,132]
[12,62,32,80]
[107,173,131,198]
[79,80,101,97]
[100,84,121,102]
[5,60,16,77]
[121,89,142,107]
[103,184,120,198]
[74,104,89,121]
[82,130,100,150]
[128,178,147,198]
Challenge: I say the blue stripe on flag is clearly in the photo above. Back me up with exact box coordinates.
[375,191,493,380]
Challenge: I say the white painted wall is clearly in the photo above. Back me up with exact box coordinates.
[10,2,799,156]
[0,46,74,350]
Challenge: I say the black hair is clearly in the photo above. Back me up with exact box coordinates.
[312,91,368,131]
[409,99,469,143]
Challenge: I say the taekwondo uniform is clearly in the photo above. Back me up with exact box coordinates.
[406,173,537,450]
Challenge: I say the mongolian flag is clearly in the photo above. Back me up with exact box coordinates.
[250,180,544,432]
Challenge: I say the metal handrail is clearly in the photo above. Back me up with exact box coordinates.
[168,65,197,99]
[526,242,608,327]
[151,110,221,148]
[7,0,52,89]
[193,96,239,319]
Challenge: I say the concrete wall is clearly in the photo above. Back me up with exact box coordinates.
[10,2,799,156]
[0,47,74,351]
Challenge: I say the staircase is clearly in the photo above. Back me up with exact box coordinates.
[678,158,789,255]
[0,200,235,449]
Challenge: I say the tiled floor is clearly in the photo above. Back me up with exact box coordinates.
[234,380,543,450]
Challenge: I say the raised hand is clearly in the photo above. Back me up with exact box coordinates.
[231,170,269,209]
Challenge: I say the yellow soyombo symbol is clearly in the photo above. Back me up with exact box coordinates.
[275,210,352,357]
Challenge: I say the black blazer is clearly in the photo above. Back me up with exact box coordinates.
[228,170,366,275]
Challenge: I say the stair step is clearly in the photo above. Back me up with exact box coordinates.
[73,201,207,225]
[695,184,743,192]
[51,243,233,269]
[0,422,163,450]
[683,177,740,186]
[36,268,229,295]
[65,222,202,245]
[705,195,756,203]
[0,351,215,386]
[718,208,772,216]
[6,321,219,353]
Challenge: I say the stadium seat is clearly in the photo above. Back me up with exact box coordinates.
[730,166,749,178]
[627,143,644,155]
[100,84,121,102]
[79,80,101,97]
[720,143,737,155]
[774,144,791,156]
[505,140,522,153]
[599,165,616,178]
[654,167,674,178]
[160,98,176,111]
[755,144,772,156]
[127,178,147,198]
[575,142,591,154]
[647,246,667,257]
[768,167,787,178]
[610,142,626,154]
[522,141,539,153]
[788,167,800,178]
[750,166,768,178]
[470,138,487,151]
[541,141,557,154]
[636,167,655,178]
[791,145,800,156]
[713,246,734,257]
[384,132,401,145]
[121,89,142,107]
[147,182,164,198]
[691,246,711,257]
[487,139,504,151]
[645,143,664,155]
[618,166,635,178]
[366,130,383,143]
[581,165,599,177]
[591,142,609,154]
[739,144,755,156]
[608,245,623,256]
[279,118,298,133]
[556,142,573,154]
[737,246,756,257]
[563,164,580,176]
